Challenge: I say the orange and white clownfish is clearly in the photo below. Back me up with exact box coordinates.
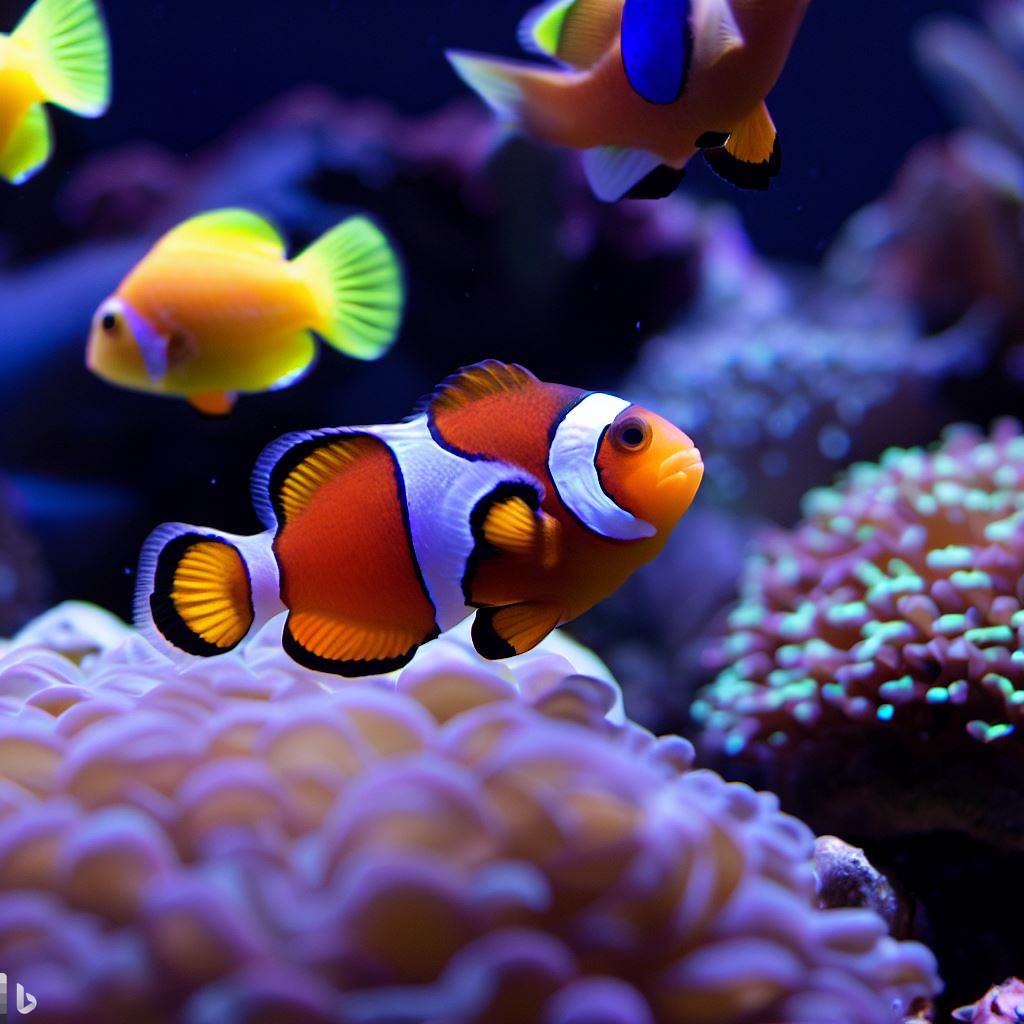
[86,209,404,416]
[446,0,810,201]
[0,0,111,185]
[136,361,704,676]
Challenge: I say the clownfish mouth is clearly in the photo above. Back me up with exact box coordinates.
[658,446,704,490]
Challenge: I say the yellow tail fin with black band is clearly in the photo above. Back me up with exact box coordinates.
[137,525,255,657]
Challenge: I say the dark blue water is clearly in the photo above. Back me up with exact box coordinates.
[1,0,977,262]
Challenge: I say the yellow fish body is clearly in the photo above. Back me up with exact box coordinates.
[0,0,110,185]
[86,209,406,416]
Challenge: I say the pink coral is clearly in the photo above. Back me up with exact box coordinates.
[0,607,938,1023]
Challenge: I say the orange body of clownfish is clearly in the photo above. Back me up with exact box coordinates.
[0,0,111,185]
[137,361,704,676]
[86,209,405,416]
[447,0,810,200]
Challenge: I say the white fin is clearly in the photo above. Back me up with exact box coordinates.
[0,104,52,184]
[582,146,664,202]
[701,0,744,61]
[446,51,528,120]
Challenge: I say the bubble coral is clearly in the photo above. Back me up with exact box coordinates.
[0,604,938,1023]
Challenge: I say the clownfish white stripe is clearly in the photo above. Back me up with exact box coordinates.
[373,416,537,630]
[548,392,657,541]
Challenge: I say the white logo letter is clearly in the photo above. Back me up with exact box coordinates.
[16,984,36,1015]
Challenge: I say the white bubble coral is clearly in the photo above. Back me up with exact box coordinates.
[0,604,937,1023]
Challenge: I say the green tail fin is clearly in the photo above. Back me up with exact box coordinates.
[294,216,405,361]
[0,104,52,184]
[12,0,111,117]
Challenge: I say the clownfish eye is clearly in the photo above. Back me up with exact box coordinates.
[101,312,118,332]
[611,415,652,453]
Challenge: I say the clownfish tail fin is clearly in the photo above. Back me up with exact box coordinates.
[295,216,405,362]
[136,525,273,658]
[12,0,111,117]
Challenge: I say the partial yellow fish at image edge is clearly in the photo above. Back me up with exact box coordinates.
[0,0,111,185]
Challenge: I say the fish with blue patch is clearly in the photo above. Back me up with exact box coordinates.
[447,0,809,201]
[136,361,704,675]
[86,208,405,415]
[0,0,111,185]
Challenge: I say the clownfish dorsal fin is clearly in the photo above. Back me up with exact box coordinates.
[703,101,780,191]
[472,602,564,659]
[415,360,540,419]
[159,209,286,259]
[258,431,371,527]
[518,0,621,69]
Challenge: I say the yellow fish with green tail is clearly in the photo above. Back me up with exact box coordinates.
[0,0,111,185]
[86,209,406,416]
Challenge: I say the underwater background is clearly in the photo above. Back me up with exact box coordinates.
[2,0,1024,1020]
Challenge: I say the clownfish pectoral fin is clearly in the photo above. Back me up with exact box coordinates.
[137,525,257,657]
[472,602,564,660]
[11,0,111,118]
[188,391,236,417]
[465,484,561,609]
[483,496,542,555]
[482,495,562,566]
[582,146,679,202]
[703,102,781,191]
[0,104,52,185]
[282,612,424,677]
[518,0,621,69]
[622,0,693,104]
[294,216,404,362]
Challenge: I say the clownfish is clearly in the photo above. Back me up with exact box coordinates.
[0,0,111,184]
[136,361,703,676]
[86,208,405,416]
[446,0,809,201]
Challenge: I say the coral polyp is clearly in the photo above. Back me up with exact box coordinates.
[696,419,1024,760]
[0,606,938,1023]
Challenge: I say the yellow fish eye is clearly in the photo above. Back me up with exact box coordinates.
[101,311,119,332]
[611,415,652,454]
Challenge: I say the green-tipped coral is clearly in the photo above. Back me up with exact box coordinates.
[694,421,1024,1004]
[695,420,1024,844]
